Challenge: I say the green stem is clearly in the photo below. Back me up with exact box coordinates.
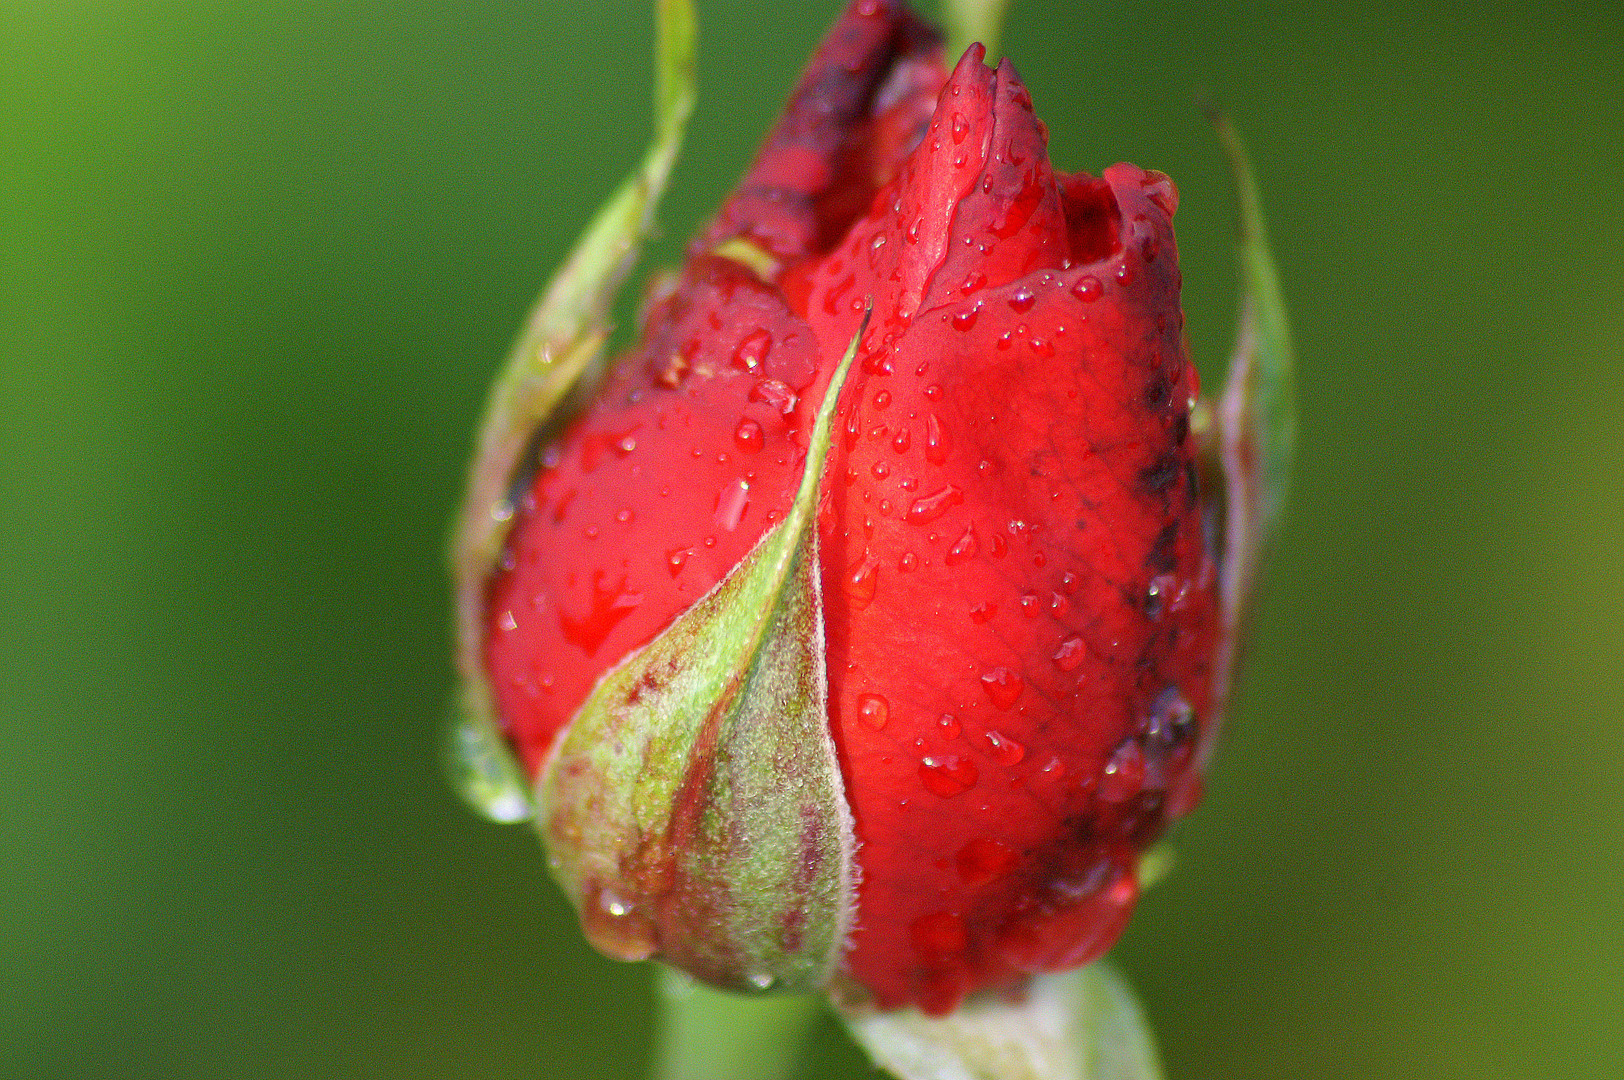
[940,0,1013,61]
[650,968,821,1080]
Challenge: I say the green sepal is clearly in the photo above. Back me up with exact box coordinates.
[447,0,697,821]
[539,312,870,994]
[843,962,1166,1080]
[1198,112,1297,719]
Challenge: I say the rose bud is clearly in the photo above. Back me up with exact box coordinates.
[453,0,1292,1040]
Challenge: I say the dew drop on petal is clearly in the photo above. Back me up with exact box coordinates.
[733,417,764,453]
[750,378,798,416]
[924,413,949,465]
[857,693,890,731]
[945,525,978,565]
[982,729,1027,765]
[904,484,964,524]
[1008,288,1036,314]
[920,755,979,797]
[846,557,880,608]
[956,838,1020,886]
[1053,636,1086,671]
[731,327,772,371]
[1071,275,1103,303]
[714,478,750,531]
[1098,739,1146,803]
[980,667,1024,710]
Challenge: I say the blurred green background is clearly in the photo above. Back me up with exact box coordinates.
[4,1,1622,1077]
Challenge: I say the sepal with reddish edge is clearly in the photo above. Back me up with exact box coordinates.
[539,315,869,995]
[448,0,697,824]
[1195,113,1297,766]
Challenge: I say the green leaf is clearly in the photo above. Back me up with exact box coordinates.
[539,312,869,995]
[447,0,697,818]
[843,962,1166,1080]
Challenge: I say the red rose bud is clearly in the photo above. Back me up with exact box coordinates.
[457,0,1290,1024]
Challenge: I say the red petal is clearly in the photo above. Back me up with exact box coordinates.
[694,0,945,266]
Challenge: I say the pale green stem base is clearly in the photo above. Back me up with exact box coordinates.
[651,968,822,1080]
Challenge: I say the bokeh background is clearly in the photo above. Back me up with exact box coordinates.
[5,1,1622,1077]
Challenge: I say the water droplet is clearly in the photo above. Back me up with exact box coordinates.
[1145,687,1195,750]
[873,389,892,411]
[559,571,644,656]
[1008,288,1036,314]
[968,601,997,624]
[1098,739,1146,803]
[580,882,657,962]
[904,484,964,524]
[924,413,949,464]
[1053,636,1086,672]
[980,667,1024,710]
[714,478,750,531]
[1140,169,1178,216]
[981,729,1026,765]
[1071,275,1103,302]
[937,713,962,739]
[733,418,764,453]
[1049,592,1069,616]
[960,270,986,295]
[1019,591,1040,617]
[1059,570,1079,593]
[941,526,977,566]
[871,459,890,480]
[891,427,911,454]
[857,693,890,730]
[1115,262,1136,287]
[732,327,772,371]
[920,755,979,797]
[846,556,880,608]
[749,378,798,415]
[666,547,692,576]
[993,863,1137,974]
[950,111,970,144]
[746,972,776,991]
[446,711,533,824]
[496,609,518,632]
[956,838,1020,886]
[950,307,979,331]
[898,550,918,572]
[911,910,968,957]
